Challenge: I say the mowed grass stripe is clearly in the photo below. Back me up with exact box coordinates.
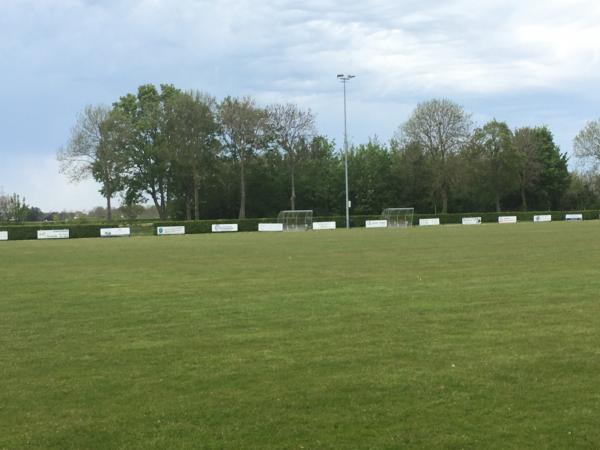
[1,222,599,449]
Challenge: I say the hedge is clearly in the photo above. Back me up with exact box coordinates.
[1,210,598,241]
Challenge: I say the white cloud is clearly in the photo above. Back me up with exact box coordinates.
[0,154,105,212]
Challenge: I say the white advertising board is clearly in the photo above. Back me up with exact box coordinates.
[498,216,517,224]
[312,221,336,230]
[157,226,185,236]
[211,224,238,233]
[37,229,69,240]
[365,220,388,229]
[419,218,440,226]
[462,217,482,225]
[0,231,8,241]
[565,214,583,221]
[100,227,131,237]
[258,223,283,232]
[533,215,552,223]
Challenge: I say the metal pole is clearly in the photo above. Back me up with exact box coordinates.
[343,80,349,230]
[337,74,354,229]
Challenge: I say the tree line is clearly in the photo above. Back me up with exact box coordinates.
[56,84,600,221]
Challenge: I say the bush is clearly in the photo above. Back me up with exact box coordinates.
[154,218,265,234]
[2,210,598,241]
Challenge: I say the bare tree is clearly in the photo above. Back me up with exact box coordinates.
[218,96,267,219]
[574,118,600,170]
[267,103,316,210]
[57,105,125,220]
[399,99,472,213]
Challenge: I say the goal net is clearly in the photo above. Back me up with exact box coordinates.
[381,207,414,228]
[277,210,313,231]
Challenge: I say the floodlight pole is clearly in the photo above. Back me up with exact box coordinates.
[337,74,355,229]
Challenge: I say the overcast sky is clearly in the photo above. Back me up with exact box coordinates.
[1,0,600,211]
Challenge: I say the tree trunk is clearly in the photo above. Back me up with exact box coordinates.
[441,187,448,214]
[106,194,112,221]
[193,172,200,220]
[150,191,167,220]
[290,165,296,211]
[152,197,162,219]
[239,159,246,219]
[521,187,528,211]
[495,192,501,213]
[159,186,167,219]
[185,196,192,221]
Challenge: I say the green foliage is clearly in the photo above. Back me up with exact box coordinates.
[348,139,394,214]
[468,120,519,211]
[0,193,30,223]
[2,224,102,240]
[56,88,600,219]
[3,210,599,240]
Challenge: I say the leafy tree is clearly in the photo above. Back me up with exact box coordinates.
[390,140,434,213]
[561,172,600,210]
[114,84,180,219]
[165,91,220,219]
[296,136,342,216]
[25,206,44,222]
[218,97,268,219]
[513,127,568,210]
[267,103,316,210]
[534,127,569,209]
[0,193,29,222]
[399,99,472,213]
[513,127,542,211]
[57,105,125,220]
[470,120,519,212]
[348,139,393,214]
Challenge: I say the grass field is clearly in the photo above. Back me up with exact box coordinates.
[2,222,600,449]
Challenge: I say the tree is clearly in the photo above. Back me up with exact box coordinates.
[25,206,44,222]
[92,110,128,220]
[57,105,125,220]
[295,136,342,216]
[114,84,180,220]
[573,118,600,170]
[534,127,569,209]
[470,120,519,212]
[267,103,316,210]
[513,127,541,211]
[165,91,220,220]
[513,127,569,210]
[0,193,29,222]
[561,172,600,210]
[347,139,393,214]
[218,97,268,219]
[399,99,472,213]
[390,140,434,213]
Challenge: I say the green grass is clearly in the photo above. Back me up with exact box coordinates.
[1,222,600,449]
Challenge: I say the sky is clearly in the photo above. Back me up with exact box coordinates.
[1,0,600,211]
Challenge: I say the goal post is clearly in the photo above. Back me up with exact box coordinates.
[277,210,313,231]
[381,207,414,228]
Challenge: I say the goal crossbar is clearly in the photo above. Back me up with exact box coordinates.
[277,210,313,231]
[381,207,414,228]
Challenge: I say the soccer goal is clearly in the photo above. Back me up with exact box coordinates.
[277,210,313,231]
[381,207,414,228]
